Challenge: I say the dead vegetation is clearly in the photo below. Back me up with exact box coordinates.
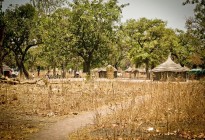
[0,80,144,139]
[0,76,44,85]
[1,80,205,140]
[69,81,205,140]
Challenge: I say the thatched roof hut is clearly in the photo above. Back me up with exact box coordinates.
[97,67,106,78]
[3,64,11,71]
[97,65,117,78]
[125,67,133,72]
[133,68,146,79]
[151,55,189,81]
[2,64,12,77]
[106,65,117,79]
[124,67,146,79]
[125,67,134,78]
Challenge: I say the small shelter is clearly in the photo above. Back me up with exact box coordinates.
[106,65,117,79]
[97,65,117,79]
[2,64,12,77]
[188,69,205,80]
[125,67,133,78]
[151,55,189,81]
[133,68,146,79]
[98,67,107,78]
[125,67,146,79]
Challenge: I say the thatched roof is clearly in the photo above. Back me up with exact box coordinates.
[107,65,117,71]
[3,64,11,71]
[133,68,146,73]
[151,55,189,72]
[125,67,146,73]
[125,67,133,72]
[98,68,106,72]
[97,65,117,72]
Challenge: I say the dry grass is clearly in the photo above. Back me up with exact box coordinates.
[0,80,144,139]
[1,79,204,139]
[69,81,205,140]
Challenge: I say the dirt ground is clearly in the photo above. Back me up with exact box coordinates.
[0,79,141,139]
[0,79,204,140]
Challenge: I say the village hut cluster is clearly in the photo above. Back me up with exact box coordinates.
[1,55,204,81]
[91,55,204,81]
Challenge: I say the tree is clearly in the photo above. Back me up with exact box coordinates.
[68,0,125,74]
[4,4,40,79]
[0,0,5,76]
[37,8,74,76]
[124,18,180,78]
[25,0,69,77]
[30,0,66,14]
[107,26,131,69]
[173,29,198,68]
[183,0,205,68]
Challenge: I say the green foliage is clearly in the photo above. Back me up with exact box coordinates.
[107,26,131,69]
[35,0,125,74]
[30,0,66,14]
[67,0,124,73]
[3,0,203,74]
[3,4,37,78]
[123,18,175,75]
[36,8,77,75]
[183,0,205,68]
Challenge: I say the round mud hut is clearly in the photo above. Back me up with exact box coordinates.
[151,55,189,81]
[106,65,117,79]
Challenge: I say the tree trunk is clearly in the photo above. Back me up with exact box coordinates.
[15,55,23,78]
[145,59,150,79]
[114,62,119,70]
[14,54,29,79]
[61,62,66,78]
[0,25,5,76]
[53,66,56,76]
[22,62,29,79]
[0,58,2,77]
[83,60,91,75]
[17,62,29,79]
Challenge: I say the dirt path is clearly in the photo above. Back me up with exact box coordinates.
[29,95,147,140]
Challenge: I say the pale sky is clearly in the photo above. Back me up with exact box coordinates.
[2,0,195,30]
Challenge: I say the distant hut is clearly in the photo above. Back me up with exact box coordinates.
[98,65,117,79]
[2,64,12,77]
[125,67,133,78]
[133,68,146,79]
[92,68,99,78]
[124,67,146,79]
[98,68,107,78]
[188,68,205,80]
[106,65,117,79]
[151,55,189,81]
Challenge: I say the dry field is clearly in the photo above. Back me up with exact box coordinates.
[0,79,145,139]
[69,81,205,140]
[0,79,205,140]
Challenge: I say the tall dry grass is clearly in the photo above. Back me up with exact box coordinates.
[0,81,139,116]
[69,81,205,140]
[0,80,146,139]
